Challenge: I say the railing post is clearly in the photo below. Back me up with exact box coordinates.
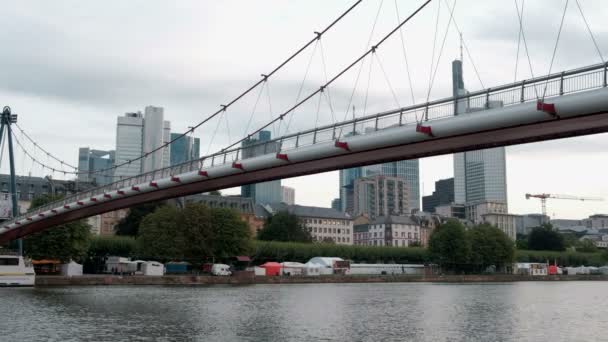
[211,155,215,167]
[295,133,300,148]
[424,103,429,121]
[559,71,565,95]
[374,115,379,131]
[399,110,403,126]
[352,120,356,135]
[332,126,336,140]
[520,80,526,103]
[485,88,491,109]
[223,152,227,164]
[604,62,608,87]
[263,142,268,154]
[312,130,317,144]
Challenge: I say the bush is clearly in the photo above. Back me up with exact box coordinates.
[515,249,603,266]
[251,240,428,264]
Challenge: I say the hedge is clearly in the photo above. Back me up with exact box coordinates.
[515,249,604,266]
[252,240,428,264]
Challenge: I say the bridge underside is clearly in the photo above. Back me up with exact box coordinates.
[2,111,608,243]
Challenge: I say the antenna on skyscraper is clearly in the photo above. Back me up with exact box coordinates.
[459,33,463,62]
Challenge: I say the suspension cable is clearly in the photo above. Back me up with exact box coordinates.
[14,123,77,170]
[220,0,433,152]
[426,0,457,103]
[542,0,569,100]
[574,0,604,63]
[394,0,417,106]
[22,1,364,177]
[513,0,524,83]
[514,0,538,99]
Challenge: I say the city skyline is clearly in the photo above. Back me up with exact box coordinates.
[1,1,607,219]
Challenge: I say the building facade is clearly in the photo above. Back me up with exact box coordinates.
[465,201,509,224]
[240,130,282,205]
[482,213,519,241]
[169,133,200,166]
[186,194,268,237]
[339,160,420,214]
[422,178,454,213]
[353,216,422,247]
[115,107,172,179]
[452,59,507,206]
[115,112,144,178]
[88,209,129,235]
[516,214,549,235]
[265,203,353,245]
[331,198,341,211]
[78,147,115,186]
[281,186,295,205]
[353,175,410,219]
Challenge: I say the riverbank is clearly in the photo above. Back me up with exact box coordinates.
[34,274,608,286]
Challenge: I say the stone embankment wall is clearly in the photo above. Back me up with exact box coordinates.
[35,274,608,286]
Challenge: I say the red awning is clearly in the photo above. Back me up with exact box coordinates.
[235,256,251,262]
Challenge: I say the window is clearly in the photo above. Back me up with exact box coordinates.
[408,232,411,239]
[0,258,18,266]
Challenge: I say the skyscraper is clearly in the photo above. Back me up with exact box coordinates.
[142,106,171,172]
[115,112,144,179]
[240,130,281,205]
[170,133,200,166]
[452,60,507,205]
[78,148,115,186]
[114,106,172,179]
[422,178,454,213]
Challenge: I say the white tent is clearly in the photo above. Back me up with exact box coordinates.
[303,262,321,276]
[280,262,305,276]
[61,261,83,277]
[142,261,164,276]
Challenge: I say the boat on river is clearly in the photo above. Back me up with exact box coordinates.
[0,252,35,287]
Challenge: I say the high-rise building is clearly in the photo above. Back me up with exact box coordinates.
[114,106,172,179]
[240,130,281,205]
[170,133,200,166]
[422,178,455,213]
[339,160,420,214]
[353,175,410,219]
[281,186,295,205]
[78,148,115,186]
[115,112,144,179]
[331,198,341,211]
[452,60,507,206]
[142,106,171,172]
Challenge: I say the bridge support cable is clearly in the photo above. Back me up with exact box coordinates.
[514,0,538,100]
[362,51,375,118]
[242,81,268,142]
[318,39,337,124]
[23,1,365,180]
[425,0,457,107]
[220,0,433,154]
[375,52,401,110]
[574,0,604,63]
[513,0,524,87]
[14,123,78,172]
[541,0,569,101]
[394,0,417,107]
[282,40,319,136]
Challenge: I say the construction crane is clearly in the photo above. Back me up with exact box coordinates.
[525,193,604,217]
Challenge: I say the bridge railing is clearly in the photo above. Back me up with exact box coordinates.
[14,62,608,224]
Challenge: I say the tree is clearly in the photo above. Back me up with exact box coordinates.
[576,239,598,253]
[136,203,251,262]
[208,190,222,196]
[136,206,186,260]
[468,224,515,273]
[527,224,565,251]
[24,194,91,263]
[115,201,164,236]
[428,219,470,272]
[257,211,312,243]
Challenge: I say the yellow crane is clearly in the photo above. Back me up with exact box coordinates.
[525,193,603,217]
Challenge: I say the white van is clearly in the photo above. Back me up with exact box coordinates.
[211,264,232,276]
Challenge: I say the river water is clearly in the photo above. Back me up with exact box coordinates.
[1,282,607,341]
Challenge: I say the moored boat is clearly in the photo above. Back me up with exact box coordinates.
[0,251,35,287]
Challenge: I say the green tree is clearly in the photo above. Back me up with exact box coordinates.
[115,201,165,236]
[576,239,598,253]
[428,219,470,272]
[136,203,251,262]
[136,206,185,260]
[24,194,91,263]
[208,207,251,258]
[257,211,312,243]
[516,234,529,250]
[468,224,515,272]
[527,224,565,251]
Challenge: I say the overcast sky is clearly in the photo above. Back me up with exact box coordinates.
[1,0,608,219]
